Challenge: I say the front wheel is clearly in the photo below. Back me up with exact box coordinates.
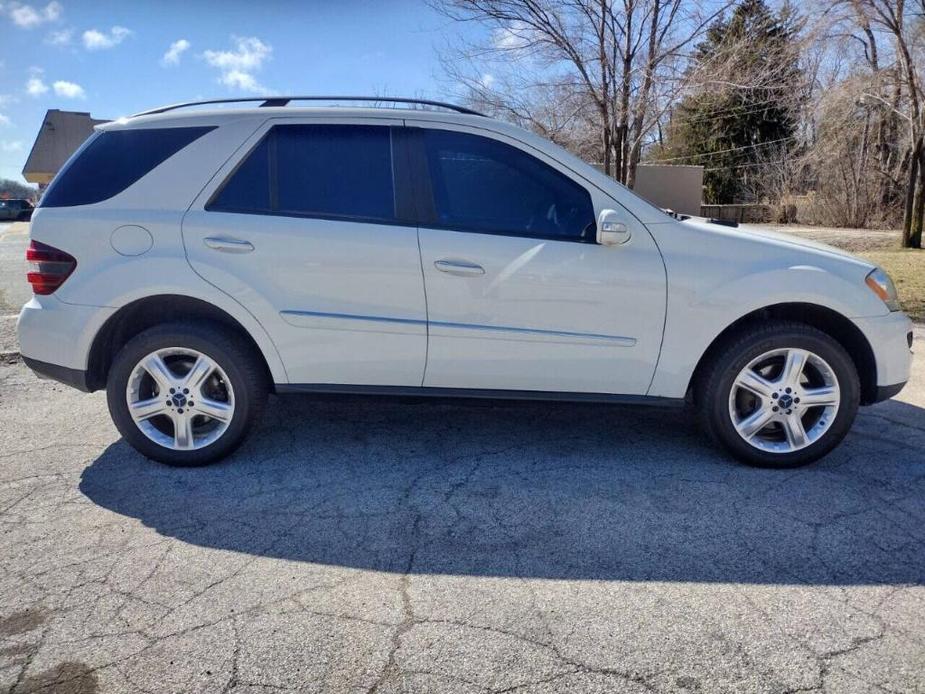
[697,322,860,468]
[107,322,267,466]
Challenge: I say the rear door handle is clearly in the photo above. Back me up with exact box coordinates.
[204,237,254,253]
[434,259,485,276]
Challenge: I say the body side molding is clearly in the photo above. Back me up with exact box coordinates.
[280,309,636,345]
[276,382,683,406]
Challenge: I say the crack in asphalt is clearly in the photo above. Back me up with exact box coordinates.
[1,360,923,693]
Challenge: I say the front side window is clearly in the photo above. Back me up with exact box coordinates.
[209,124,397,222]
[42,127,215,208]
[422,129,595,241]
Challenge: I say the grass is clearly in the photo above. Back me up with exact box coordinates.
[859,249,925,322]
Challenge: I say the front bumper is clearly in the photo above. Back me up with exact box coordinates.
[872,381,908,403]
[852,311,913,402]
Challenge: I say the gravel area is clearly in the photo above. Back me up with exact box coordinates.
[740,224,902,253]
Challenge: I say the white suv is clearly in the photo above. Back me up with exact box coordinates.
[18,96,913,468]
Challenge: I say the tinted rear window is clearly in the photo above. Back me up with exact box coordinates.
[41,126,215,208]
[208,124,396,222]
[209,136,272,213]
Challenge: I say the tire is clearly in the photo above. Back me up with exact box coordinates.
[106,322,268,466]
[696,321,860,468]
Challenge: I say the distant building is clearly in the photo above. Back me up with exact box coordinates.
[632,165,703,217]
[593,163,704,216]
[22,109,109,191]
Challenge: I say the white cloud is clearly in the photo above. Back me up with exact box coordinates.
[0,113,10,126]
[7,1,61,28]
[202,36,271,93]
[479,73,496,89]
[161,38,190,66]
[220,70,264,92]
[82,25,131,50]
[52,79,84,98]
[493,21,536,51]
[24,67,83,99]
[203,36,271,71]
[45,27,71,45]
[1,140,24,152]
[25,68,48,96]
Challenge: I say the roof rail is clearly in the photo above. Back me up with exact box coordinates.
[131,96,485,118]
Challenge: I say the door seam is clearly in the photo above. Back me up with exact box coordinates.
[416,225,431,387]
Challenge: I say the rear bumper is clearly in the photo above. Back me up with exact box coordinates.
[17,295,115,391]
[852,311,913,403]
[21,356,92,392]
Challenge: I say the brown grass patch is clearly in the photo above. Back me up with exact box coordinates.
[860,249,925,322]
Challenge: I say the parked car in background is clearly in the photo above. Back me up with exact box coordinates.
[0,198,34,221]
[16,97,913,469]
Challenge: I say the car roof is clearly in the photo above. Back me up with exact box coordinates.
[101,106,493,131]
[98,106,551,166]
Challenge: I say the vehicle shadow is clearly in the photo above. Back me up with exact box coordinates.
[80,393,925,585]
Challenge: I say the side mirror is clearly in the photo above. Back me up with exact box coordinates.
[597,209,631,246]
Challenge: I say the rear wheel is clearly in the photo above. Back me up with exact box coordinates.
[697,322,860,468]
[107,322,267,466]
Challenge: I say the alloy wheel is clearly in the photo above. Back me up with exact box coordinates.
[728,347,840,453]
[125,347,235,451]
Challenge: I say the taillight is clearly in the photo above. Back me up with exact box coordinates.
[26,240,77,295]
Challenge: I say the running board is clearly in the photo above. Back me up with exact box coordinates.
[275,383,685,407]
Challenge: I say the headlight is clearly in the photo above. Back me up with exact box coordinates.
[865,267,901,311]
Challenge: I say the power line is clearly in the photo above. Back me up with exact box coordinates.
[703,157,798,172]
[669,97,788,123]
[641,136,796,164]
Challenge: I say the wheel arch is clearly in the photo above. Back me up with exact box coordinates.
[86,294,278,392]
[688,303,878,405]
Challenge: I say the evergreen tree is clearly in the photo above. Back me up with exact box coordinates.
[663,0,803,203]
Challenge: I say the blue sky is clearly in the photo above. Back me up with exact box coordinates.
[0,0,479,183]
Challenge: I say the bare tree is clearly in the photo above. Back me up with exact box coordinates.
[803,75,898,227]
[772,0,908,228]
[850,0,925,247]
[431,0,731,187]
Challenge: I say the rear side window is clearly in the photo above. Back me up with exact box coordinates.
[41,127,215,208]
[208,124,396,222]
[210,135,272,213]
[422,129,595,241]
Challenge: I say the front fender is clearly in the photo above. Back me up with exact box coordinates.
[648,264,885,399]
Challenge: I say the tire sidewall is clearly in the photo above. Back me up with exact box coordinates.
[709,329,860,468]
[107,325,259,466]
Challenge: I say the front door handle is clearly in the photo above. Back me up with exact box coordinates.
[204,237,254,253]
[434,259,485,276]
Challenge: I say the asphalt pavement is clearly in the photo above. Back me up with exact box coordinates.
[0,220,922,693]
[0,222,29,315]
